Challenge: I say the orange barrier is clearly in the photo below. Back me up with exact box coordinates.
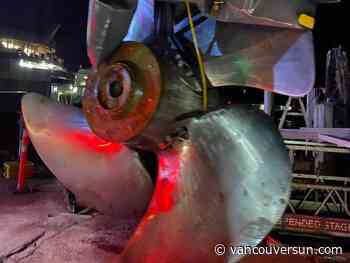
[16,127,31,192]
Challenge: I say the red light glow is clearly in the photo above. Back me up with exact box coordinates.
[64,130,123,154]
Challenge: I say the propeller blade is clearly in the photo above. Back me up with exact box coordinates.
[87,0,135,66]
[122,106,291,262]
[209,0,316,29]
[205,23,315,97]
[175,15,315,97]
[87,0,154,67]
[21,93,153,218]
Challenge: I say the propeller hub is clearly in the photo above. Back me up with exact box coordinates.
[83,42,162,145]
[83,42,202,151]
[97,63,132,110]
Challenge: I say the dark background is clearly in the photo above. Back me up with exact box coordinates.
[0,0,90,71]
[0,0,349,82]
[314,1,350,86]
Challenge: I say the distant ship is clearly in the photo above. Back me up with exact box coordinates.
[0,28,73,113]
[0,29,77,160]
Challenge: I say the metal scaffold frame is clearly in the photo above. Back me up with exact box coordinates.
[274,139,350,237]
[285,140,350,218]
[288,173,350,217]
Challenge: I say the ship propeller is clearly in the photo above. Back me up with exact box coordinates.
[121,107,291,262]
[22,43,291,262]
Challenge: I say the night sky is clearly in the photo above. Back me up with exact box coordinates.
[0,0,349,80]
[0,0,90,71]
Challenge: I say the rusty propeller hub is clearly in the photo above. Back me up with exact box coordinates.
[83,42,162,144]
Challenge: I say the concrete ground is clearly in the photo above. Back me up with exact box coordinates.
[0,177,136,263]
[0,177,349,263]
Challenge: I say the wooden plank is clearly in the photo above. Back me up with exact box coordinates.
[300,128,350,138]
[293,173,350,182]
[300,128,350,132]
[287,144,350,153]
[280,129,319,140]
[281,128,350,142]
[292,183,350,191]
[318,134,350,149]
[285,140,333,147]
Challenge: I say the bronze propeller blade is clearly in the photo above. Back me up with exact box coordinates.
[122,106,291,262]
[22,93,153,219]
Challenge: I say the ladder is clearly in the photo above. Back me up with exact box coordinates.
[278,96,309,129]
